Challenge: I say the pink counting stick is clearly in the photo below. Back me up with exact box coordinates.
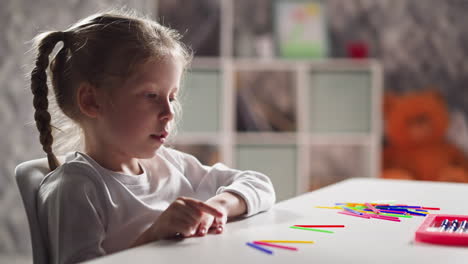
[253,241,298,251]
[367,213,401,222]
[365,202,380,214]
[338,211,371,219]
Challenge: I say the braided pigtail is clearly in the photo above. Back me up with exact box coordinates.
[30,31,67,171]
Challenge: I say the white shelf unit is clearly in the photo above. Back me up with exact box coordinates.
[156,0,383,201]
[173,58,383,202]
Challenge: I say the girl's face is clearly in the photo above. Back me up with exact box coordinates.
[97,57,183,159]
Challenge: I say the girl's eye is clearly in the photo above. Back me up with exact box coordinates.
[145,93,158,99]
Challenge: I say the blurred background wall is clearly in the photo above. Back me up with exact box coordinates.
[1,0,467,262]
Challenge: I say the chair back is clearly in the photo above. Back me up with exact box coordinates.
[15,158,51,264]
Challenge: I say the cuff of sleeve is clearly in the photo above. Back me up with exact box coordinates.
[216,182,257,217]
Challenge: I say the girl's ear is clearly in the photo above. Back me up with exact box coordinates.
[77,82,101,118]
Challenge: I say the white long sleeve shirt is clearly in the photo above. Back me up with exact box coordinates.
[37,147,275,264]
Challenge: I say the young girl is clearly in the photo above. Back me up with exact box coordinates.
[31,10,275,264]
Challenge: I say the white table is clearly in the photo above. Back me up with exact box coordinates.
[85,178,468,264]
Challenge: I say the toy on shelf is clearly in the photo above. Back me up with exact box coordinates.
[346,41,368,59]
[381,90,468,182]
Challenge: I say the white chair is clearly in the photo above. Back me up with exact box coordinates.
[15,158,51,264]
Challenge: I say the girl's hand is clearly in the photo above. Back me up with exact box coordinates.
[194,201,228,236]
[131,192,246,247]
[141,197,223,242]
[194,192,247,237]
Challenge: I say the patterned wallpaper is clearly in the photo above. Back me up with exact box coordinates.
[327,0,468,154]
[1,0,467,261]
[327,0,468,121]
[0,0,155,261]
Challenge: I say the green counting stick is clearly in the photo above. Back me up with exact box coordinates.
[290,226,334,233]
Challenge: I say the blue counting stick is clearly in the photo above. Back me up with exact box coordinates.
[246,242,273,255]
[406,210,427,217]
[448,220,459,233]
[379,210,406,215]
[342,206,363,215]
[379,208,408,212]
[458,220,467,233]
[439,219,449,232]
[383,205,421,209]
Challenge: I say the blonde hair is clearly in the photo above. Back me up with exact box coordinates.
[30,9,192,170]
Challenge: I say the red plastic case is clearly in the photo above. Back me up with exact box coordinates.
[415,214,468,246]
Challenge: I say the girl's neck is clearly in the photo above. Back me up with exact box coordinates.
[82,126,143,175]
[85,148,143,175]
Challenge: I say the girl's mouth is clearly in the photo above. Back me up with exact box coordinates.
[150,131,168,143]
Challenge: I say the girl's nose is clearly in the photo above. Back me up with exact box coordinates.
[160,99,174,121]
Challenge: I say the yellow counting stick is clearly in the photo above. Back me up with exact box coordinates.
[315,206,342,209]
[257,240,315,244]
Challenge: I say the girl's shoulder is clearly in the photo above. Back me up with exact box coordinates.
[37,152,108,218]
[39,152,106,194]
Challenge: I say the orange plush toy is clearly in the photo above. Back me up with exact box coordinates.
[382,90,468,183]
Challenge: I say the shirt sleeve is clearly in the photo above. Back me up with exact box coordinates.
[37,163,107,264]
[164,148,276,217]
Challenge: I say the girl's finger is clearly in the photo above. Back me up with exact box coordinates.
[213,216,227,234]
[214,223,224,234]
[180,228,196,238]
[172,217,197,237]
[197,216,213,236]
[179,197,223,218]
[175,210,195,226]
[214,214,227,225]
[172,199,203,220]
